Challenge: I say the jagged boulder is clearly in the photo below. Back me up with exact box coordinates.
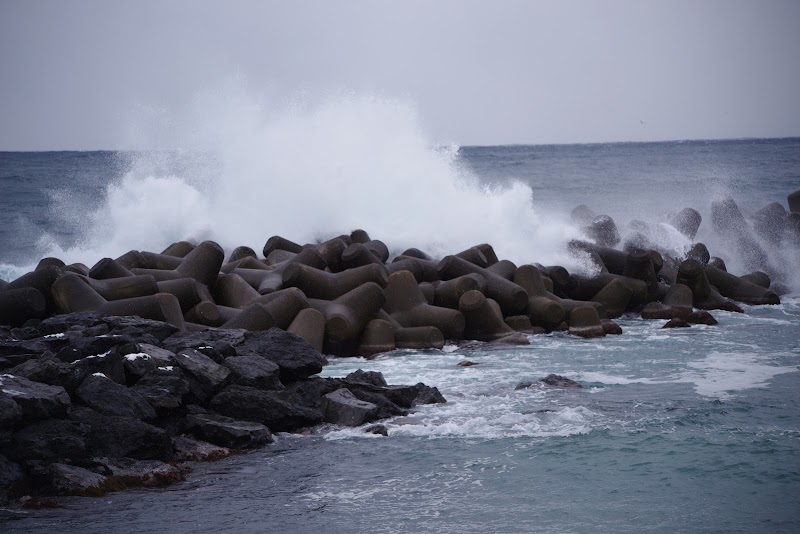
[209,385,323,431]
[223,355,283,390]
[186,412,273,449]
[0,374,71,420]
[174,349,230,402]
[322,388,380,426]
[45,463,108,496]
[69,408,173,461]
[130,368,191,415]
[6,419,88,461]
[76,373,157,420]
[235,328,325,382]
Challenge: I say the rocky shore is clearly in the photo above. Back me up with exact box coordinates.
[0,191,796,504]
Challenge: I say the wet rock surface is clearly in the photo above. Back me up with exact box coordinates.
[0,313,445,504]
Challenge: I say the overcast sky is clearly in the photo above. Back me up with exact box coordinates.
[1,0,799,149]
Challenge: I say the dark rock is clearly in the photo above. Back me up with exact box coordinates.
[0,374,71,420]
[172,436,232,462]
[364,424,388,436]
[663,319,691,328]
[223,355,283,390]
[586,215,621,247]
[0,392,23,429]
[346,388,408,419]
[130,369,191,415]
[7,419,88,461]
[411,383,447,405]
[102,316,180,343]
[174,349,230,402]
[0,339,50,358]
[514,381,534,390]
[0,454,25,500]
[541,374,583,388]
[209,385,323,431]
[90,457,187,488]
[122,344,177,383]
[65,349,127,389]
[45,463,107,496]
[457,361,479,367]
[688,311,718,325]
[59,335,137,363]
[76,373,157,420]
[343,369,387,387]
[7,354,72,389]
[322,388,380,426]
[186,412,273,449]
[10,326,43,341]
[601,320,623,335]
[161,329,245,361]
[69,408,173,461]
[236,328,325,382]
[36,312,105,336]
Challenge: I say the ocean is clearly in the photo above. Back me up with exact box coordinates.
[1,132,799,532]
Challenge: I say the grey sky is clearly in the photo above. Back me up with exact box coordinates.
[1,0,799,149]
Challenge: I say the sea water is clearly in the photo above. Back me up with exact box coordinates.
[1,97,799,533]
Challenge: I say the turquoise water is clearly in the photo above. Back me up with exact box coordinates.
[1,140,799,532]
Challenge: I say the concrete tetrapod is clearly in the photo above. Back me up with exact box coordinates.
[432,274,487,310]
[590,278,633,319]
[287,308,326,354]
[392,255,439,282]
[221,287,308,331]
[233,248,326,295]
[740,271,770,289]
[308,282,386,342]
[568,306,606,339]
[0,287,47,326]
[704,266,780,305]
[512,265,566,330]
[340,243,387,273]
[51,273,185,328]
[458,290,517,342]
[6,266,62,314]
[161,241,195,258]
[383,271,465,340]
[676,260,742,312]
[262,235,304,258]
[438,255,528,316]
[282,263,388,301]
[377,310,445,351]
[358,318,396,358]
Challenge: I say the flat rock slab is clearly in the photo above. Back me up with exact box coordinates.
[92,457,187,488]
[172,436,232,462]
[223,355,283,390]
[0,374,71,420]
[322,388,379,427]
[77,373,156,420]
[210,385,323,432]
[46,463,107,496]
[187,412,273,449]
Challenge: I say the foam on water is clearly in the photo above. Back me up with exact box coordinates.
[681,351,798,399]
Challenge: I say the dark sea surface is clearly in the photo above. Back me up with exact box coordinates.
[1,138,799,533]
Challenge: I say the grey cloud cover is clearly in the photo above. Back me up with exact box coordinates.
[1,0,799,149]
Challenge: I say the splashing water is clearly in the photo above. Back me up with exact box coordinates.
[18,93,582,275]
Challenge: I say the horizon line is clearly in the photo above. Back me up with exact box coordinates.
[1,134,799,153]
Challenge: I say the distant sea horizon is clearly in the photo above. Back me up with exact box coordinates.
[3,134,800,153]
